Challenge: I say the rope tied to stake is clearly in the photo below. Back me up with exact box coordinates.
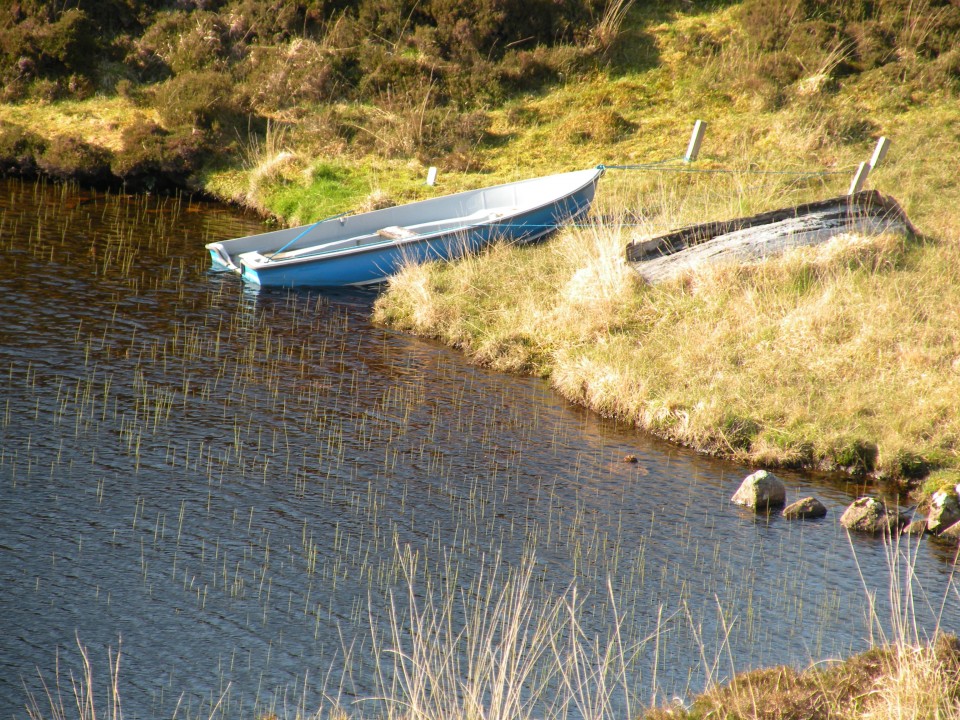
[599,161,852,178]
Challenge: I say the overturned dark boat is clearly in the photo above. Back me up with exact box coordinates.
[626,190,916,284]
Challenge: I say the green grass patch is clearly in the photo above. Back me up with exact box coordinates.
[260,162,369,225]
[922,469,960,498]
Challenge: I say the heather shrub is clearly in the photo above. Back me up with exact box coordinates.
[0,77,27,102]
[36,135,112,186]
[377,0,607,63]
[741,0,960,69]
[153,70,247,130]
[740,0,804,51]
[880,0,960,59]
[76,0,155,36]
[136,11,231,75]
[225,0,328,43]
[846,20,897,70]
[0,122,46,175]
[30,77,67,102]
[784,19,849,75]
[355,39,504,113]
[357,44,448,103]
[0,8,98,84]
[122,30,172,83]
[450,56,509,106]
[421,0,507,61]
[66,73,94,100]
[730,0,960,113]
[111,118,208,191]
[239,38,357,112]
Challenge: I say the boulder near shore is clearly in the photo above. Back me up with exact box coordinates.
[840,497,908,533]
[782,496,827,519]
[731,470,786,510]
[926,490,960,535]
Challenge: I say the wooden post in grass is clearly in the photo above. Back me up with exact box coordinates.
[684,119,706,163]
[849,162,870,195]
[870,136,890,169]
[849,137,890,195]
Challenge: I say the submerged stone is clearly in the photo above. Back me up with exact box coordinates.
[782,496,827,519]
[926,490,960,535]
[902,519,928,536]
[840,497,907,533]
[731,469,786,510]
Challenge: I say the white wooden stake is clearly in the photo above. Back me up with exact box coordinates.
[849,161,870,195]
[684,119,706,163]
[869,136,889,169]
[426,167,438,186]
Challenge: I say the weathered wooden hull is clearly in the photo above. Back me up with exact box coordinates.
[626,191,916,284]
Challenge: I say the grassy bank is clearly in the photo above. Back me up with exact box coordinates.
[372,182,960,485]
[365,5,960,491]
[650,636,960,719]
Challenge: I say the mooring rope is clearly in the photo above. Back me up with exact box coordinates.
[271,160,858,248]
[267,211,351,259]
[598,161,853,178]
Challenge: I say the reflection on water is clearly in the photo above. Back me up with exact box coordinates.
[0,179,956,720]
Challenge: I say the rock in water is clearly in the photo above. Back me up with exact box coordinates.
[782,496,827,519]
[940,520,960,542]
[926,490,960,535]
[731,470,786,510]
[902,519,928,536]
[840,497,906,533]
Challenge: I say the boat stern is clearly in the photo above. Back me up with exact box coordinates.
[238,251,268,285]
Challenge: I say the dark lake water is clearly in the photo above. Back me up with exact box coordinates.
[1,178,957,720]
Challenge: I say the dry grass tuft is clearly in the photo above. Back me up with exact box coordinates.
[671,638,960,720]
[646,535,960,720]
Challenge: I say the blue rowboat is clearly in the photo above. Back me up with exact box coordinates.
[206,167,604,288]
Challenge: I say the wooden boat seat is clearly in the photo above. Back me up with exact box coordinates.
[402,208,516,235]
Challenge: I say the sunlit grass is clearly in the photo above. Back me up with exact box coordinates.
[374,166,960,480]
[0,96,153,153]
